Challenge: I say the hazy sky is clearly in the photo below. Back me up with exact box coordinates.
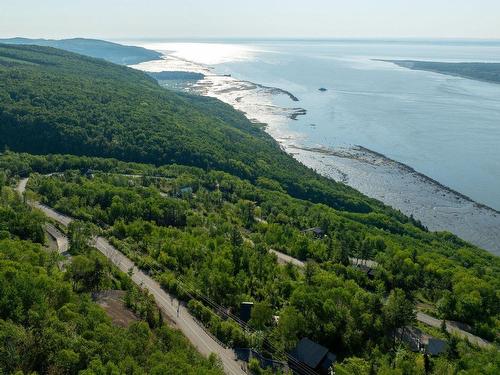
[1,0,499,40]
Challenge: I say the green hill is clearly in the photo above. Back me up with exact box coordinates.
[2,152,499,372]
[0,37,161,65]
[0,43,405,218]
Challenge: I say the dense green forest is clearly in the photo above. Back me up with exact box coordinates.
[0,43,421,219]
[0,43,498,374]
[0,38,162,65]
[0,169,224,374]
[2,152,498,374]
[385,60,500,84]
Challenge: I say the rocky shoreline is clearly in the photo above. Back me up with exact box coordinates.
[287,144,500,255]
[300,144,500,215]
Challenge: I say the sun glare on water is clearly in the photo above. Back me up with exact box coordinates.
[140,42,258,65]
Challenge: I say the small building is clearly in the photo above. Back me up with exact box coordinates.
[240,302,254,323]
[84,169,95,179]
[302,227,326,238]
[180,186,193,195]
[424,337,448,356]
[397,327,448,356]
[175,186,194,197]
[354,264,377,279]
[290,337,336,375]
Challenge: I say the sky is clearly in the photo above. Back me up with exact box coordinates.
[1,0,500,40]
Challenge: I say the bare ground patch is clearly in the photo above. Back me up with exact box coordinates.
[93,290,140,328]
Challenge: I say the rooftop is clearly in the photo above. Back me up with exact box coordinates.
[291,337,330,369]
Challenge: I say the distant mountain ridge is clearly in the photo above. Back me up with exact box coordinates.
[0,37,162,65]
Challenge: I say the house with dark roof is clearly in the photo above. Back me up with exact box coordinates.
[397,327,448,356]
[84,169,95,179]
[173,186,194,198]
[302,227,326,238]
[290,337,336,375]
[240,302,254,323]
[354,264,377,279]
[179,186,193,195]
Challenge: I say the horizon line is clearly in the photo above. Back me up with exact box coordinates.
[2,35,500,44]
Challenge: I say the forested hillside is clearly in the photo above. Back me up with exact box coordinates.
[2,152,499,374]
[0,169,223,374]
[0,43,414,218]
[0,43,498,374]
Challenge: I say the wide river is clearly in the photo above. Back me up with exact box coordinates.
[126,39,500,254]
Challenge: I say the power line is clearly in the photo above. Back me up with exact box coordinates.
[174,279,317,375]
[174,279,313,375]
[174,274,319,375]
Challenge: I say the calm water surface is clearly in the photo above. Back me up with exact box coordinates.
[128,39,500,210]
[209,40,500,210]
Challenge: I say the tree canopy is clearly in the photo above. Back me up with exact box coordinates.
[2,154,495,374]
[0,173,224,374]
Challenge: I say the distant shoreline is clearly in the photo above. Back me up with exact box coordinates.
[378,59,500,85]
[0,37,162,65]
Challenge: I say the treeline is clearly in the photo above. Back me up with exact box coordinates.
[0,172,224,374]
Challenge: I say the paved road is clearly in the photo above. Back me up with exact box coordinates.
[270,248,378,269]
[416,312,492,349]
[94,238,246,374]
[17,178,246,375]
[18,179,74,227]
[35,201,73,226]
[270,249,494,349]
[270,249,306,268]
